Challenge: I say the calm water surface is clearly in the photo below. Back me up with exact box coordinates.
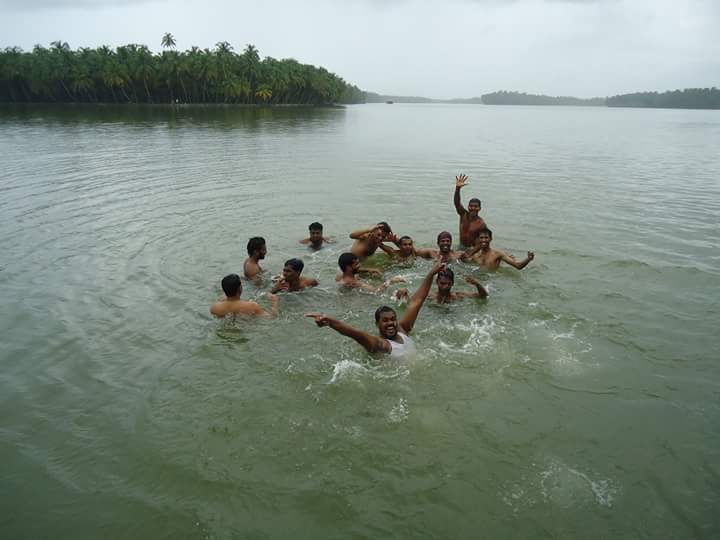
[1,103,719,539]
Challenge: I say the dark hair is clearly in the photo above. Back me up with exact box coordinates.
[437,268,455,283]
[477,228,493,240]
[437,231,452,243]
[221,274,242,297]
[338,252,358,271]
[309,222,323,232]
[284,258,304,273]
[247,236,266,256]
[469,198,482,206]
[399,235,412,243]
[374,305,396,322]
[377,221,392,234]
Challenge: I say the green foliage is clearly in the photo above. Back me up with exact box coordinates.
[0,40,366,105]
[481,91,605,106]
[606,88,720,109]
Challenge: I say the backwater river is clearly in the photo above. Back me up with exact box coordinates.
[1,103,719,539]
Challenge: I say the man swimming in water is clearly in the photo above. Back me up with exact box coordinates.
[271,258,318,293]
[350,222,398,259]
[378,235,417,263]
[244,236,266,281]
[299,222,334,250]
[415,231,466,263]
[454,174,488,247]
[336,252,404,293]
[396,266,487,304]
[210,274,279,318]
[305,261,445,357]
[464,228,535,270]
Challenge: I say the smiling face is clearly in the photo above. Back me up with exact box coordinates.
[437,236,452,253]
[372,228,385,243]
[476,231,491,250]
[376,310,398,339]
[468,200,481,216]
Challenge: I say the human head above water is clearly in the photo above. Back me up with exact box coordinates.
[398,235,414,254]
[377,222,392,234]
[221,273,242,297]
[374,305,399,338]
[436,231,453,252]
[309,222,323,232]
[338,252,359,272]
[468,198,482,214]
[247,236,266,257]
[436,268,455,293]
[477,228,493,241]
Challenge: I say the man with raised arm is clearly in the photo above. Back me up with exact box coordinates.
[244,236,267,281]
[378,235,418,263]
[414,231,467,263]
[396,266,487,304]
[350,221,398,260]
[299,222,334,251]
[271,258,318,293]
[306,261,445,357]
[336,252,404,293]
[463,228,535,271]
[210,274,279,318]
[454,174,488,247]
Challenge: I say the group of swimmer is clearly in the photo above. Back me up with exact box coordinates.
[210,175,536,358]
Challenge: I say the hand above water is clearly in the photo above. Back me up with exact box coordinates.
[455,174,469,189]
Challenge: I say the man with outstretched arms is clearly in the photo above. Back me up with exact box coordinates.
[464,228,535,271]
[336,252,404,293]
[378,235,418,263]
[306,261,445,357]
[350,221,398,259]
[271,258,318,293]
[396,266,487,304]
[210,274,279,318]
[414,231,466,263]
[244,236,267,281]
[299,222,334,250]
[454,174,487,247]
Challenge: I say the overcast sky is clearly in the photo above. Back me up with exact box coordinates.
[1,0,718,98]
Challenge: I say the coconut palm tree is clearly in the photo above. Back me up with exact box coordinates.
[161,33,176,49]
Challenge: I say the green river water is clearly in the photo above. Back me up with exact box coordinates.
[1,103,719,539]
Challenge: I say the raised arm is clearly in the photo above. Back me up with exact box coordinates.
[501,251,535,270]
[349,225,377,240]
[463,276,489,299]
[454,174,469,216]
[399,261,444,334]
[305,313,389,353]
[413,247,438,259]
[299,238,310,245]
[378,243,398,257]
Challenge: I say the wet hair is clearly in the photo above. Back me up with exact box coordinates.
[309,222,323,232]
[437,268,455,284]
[338,252,358,271]
[221,274,242,297]
[284,258,304,273]
[377,221,392,234]
[437,231,453,243]
[247,236,266,256]
[469,198,482,206]
[477,228,493,240]
[374,305,396,322]
[399,235,412,243]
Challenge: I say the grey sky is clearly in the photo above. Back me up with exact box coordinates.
[1,0,718,98]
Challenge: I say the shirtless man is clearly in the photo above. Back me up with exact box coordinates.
[244,236,266,281]
[464,228,535,271]
[396,266,487,304]
[305,261,444,357]
[350,222,398,259]
[210,274,279,318]
[271,258,318,293]
[454,174,488,247]
[299,222,334,250]
[378,235,417,263]
[415,231,466,263]
[336,252,404,293]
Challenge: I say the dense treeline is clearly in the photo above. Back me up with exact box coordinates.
[0,36,366,105]
[606,88,720,109]
[481,91,605,106]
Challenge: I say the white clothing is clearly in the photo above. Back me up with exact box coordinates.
[387,332,417,359]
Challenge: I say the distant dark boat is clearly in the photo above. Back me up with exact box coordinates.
[385,100,394,104]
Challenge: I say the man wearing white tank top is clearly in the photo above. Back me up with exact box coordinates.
[305,261,445,358]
